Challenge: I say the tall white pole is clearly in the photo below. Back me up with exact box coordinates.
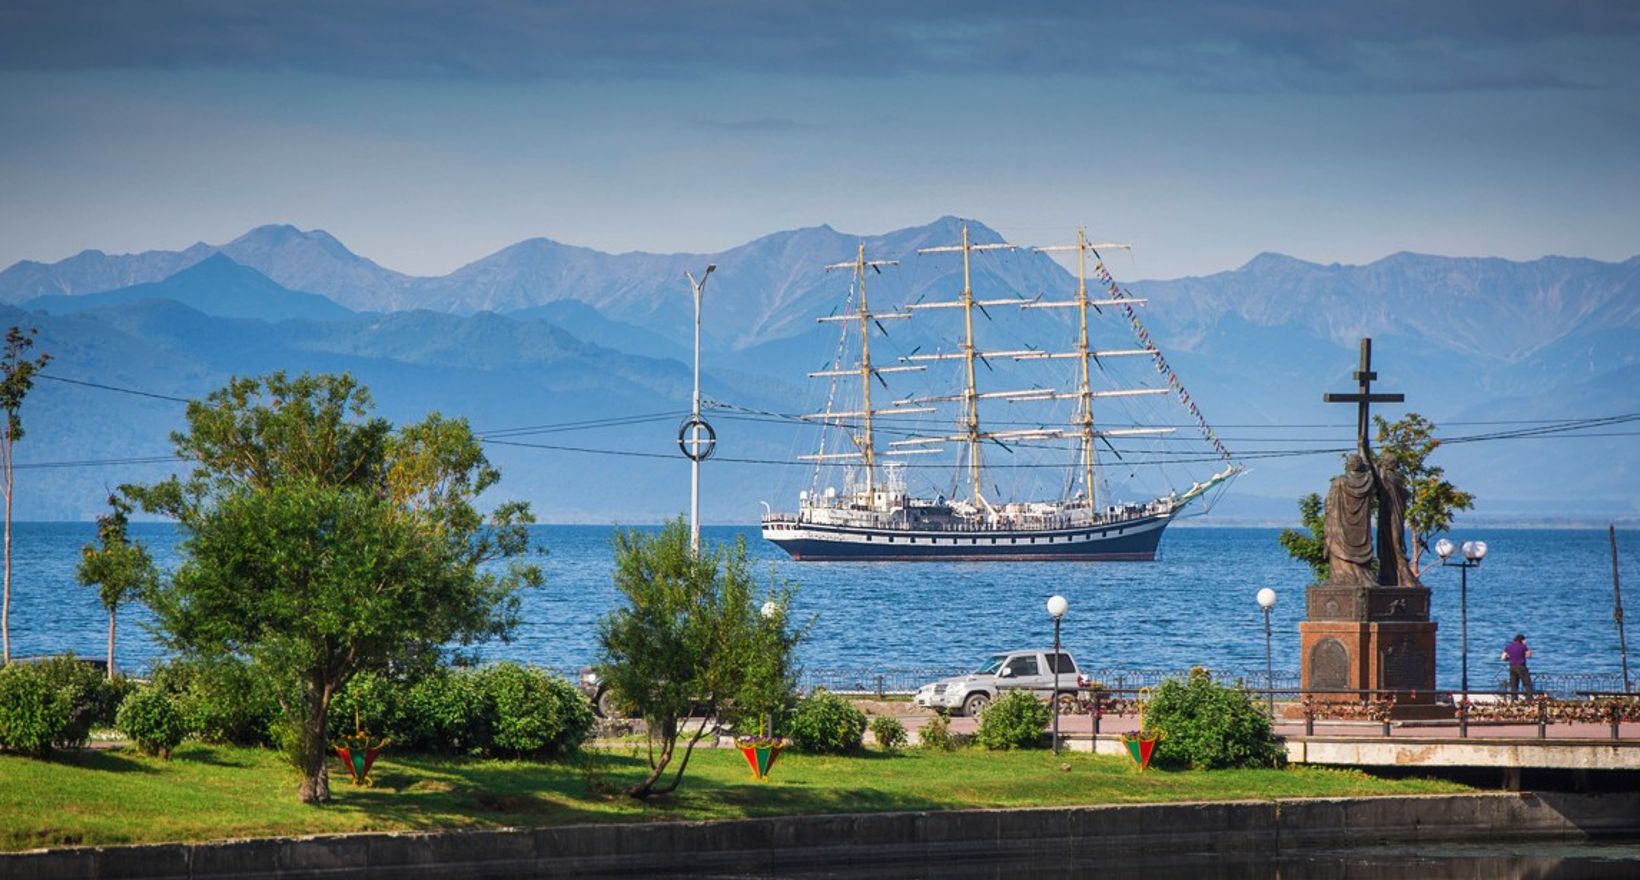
[687,265,714,556]
[691,282,701,556]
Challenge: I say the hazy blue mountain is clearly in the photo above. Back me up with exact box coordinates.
[4,218,1637,524]
[0,225,414,311]
[509,299,692,364]
[4,297,811,522]
[23,254,354,322]
[464,215,1076,352]
[215,224,416,311]
[0,242,213,300]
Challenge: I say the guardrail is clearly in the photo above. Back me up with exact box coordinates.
[798,666,1304,698]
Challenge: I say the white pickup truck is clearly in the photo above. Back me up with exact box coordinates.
[913,648,1083,716]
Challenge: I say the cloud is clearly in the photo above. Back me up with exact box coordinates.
[1,0,1635,94]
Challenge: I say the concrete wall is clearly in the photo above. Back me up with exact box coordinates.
[2,792,1636,879]
[1287,736,1640,770]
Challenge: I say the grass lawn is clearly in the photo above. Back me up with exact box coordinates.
[0,744,1471,852]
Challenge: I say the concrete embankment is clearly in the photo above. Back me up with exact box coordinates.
[3,791,1636,879]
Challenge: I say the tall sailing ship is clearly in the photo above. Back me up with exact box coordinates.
[760,224,1241,561]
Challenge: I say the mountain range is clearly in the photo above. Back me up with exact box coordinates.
[3,218,1636,525]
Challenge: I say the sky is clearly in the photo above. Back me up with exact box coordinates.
[1,1,1637,280]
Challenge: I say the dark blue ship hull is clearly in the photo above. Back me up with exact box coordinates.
[761,512,1170,562]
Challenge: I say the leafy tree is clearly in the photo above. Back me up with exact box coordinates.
[1374,412,1474,576]
[125,372,540,804]
[0,326,50,664]
[1278,492,1329,582]
[596,519,799,799]
[77,495,158,679]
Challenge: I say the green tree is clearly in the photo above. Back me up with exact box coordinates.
[77,495,159,680]
[0,326,50,664]
[1375,412,1474,576]
[1278,492,1329,582]
[125,372,540,804]
[597,519,799,799]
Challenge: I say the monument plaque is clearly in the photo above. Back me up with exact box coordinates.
[1298,339,1441,713]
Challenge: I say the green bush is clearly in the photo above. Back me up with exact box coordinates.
[868,714,907,751]
[975,690,1050,750]
[32,655,117,749]
[917,713,958,751]
[786,690,866,754]
[1147,672,1284,770]
[401,667,494,755]
[117,687,188,759]
[151,657,281,746]
[328,669,403,741]
[0,663,70,757]
[480,662,594,759]
[331,662,594,759]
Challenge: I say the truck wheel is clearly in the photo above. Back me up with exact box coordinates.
[596,687,618,719]
[962,692,991,717]
[1055,692,1080,715]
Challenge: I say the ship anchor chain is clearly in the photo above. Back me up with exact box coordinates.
[678,416,717,462]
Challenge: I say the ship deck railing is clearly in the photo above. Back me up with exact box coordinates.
[762,505,1170,533]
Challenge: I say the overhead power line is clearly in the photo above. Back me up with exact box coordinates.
[24,371,1640,471]
[38,374,193,403]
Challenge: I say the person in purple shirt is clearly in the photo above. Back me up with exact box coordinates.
[1500,633,1533,700]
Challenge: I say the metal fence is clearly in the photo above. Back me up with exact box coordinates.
[798,666,1304,697]
[1475,671,1628,699]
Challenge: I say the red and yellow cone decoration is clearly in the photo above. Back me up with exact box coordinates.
[1120,687,1166,772]
[736,722,785,781]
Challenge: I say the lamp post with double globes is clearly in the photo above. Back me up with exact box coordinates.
[1257,588,1277,718]
[1047,595,1068,755]
[1436,538,1489,703]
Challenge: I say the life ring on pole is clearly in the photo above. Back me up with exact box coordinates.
[678,417,717,462]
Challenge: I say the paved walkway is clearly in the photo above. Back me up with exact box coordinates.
[881,708,1640,741]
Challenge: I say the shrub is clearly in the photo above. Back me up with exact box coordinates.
[786,690,866,754]
[32,654,115,749]
[151,657,282,747]
[401,667,493,755]
[328,669,403,742]
[869,714,907,751]
[0,662,70,757]
[117,687,188,759]
[917,713,958,751]
[332,663,594,759]
[1147,672,1284,770]
[975,690,1050,750]
[480,662,594,759]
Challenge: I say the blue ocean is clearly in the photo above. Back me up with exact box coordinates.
[9,523,1635,691]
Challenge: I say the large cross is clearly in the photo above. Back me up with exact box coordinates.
[1322,337,1404,459]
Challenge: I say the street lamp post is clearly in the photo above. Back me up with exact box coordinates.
[683,264,716,556]
[1436,538,1488,704]
[1047,595,1068,755]
[1257,588,1277,718]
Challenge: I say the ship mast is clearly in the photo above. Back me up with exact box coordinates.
[1032,228,1131,511]
[802,245,921,497]
[915,222,1017,507]
[841,243,900,493]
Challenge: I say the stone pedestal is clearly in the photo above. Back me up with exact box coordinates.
[1300,585,1441,710]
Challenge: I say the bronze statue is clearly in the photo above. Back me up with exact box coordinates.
[1375,463,1421,586]
[1324,453,1376,585]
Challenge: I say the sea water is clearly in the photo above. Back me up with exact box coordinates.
[9,523,1636,690]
